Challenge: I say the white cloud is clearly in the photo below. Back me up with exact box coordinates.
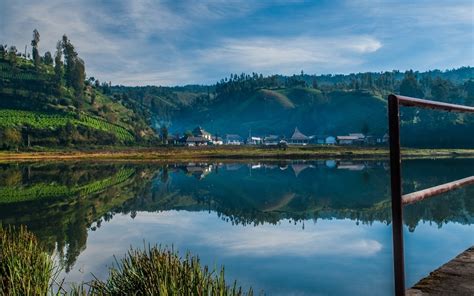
[198,36,382,75]
[127,211,383,257]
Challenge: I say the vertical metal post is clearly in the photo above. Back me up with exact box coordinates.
[388,94,405,296]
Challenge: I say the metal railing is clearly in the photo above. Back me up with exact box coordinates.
[387,94,474,296]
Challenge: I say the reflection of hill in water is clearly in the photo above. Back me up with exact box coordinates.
[116,160,474,230]
[0,163,154,271]
[0,159,473,271]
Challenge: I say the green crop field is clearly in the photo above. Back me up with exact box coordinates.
[0,168,135,204]
[0,109,134,142]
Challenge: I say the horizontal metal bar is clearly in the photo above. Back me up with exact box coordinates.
[402,176,474,205]
[389,94,474,113]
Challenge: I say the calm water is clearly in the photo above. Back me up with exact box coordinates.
[0,159,473,295]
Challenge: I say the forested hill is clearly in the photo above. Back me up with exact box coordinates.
[1,30,473,149]
[112,67,474,148]
[0,30,154,149]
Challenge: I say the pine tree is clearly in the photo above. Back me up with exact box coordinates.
[31,29,40,67]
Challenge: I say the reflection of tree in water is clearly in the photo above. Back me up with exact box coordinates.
[0,163,154,272]
[116,162,474,229]
[1,160,472,272]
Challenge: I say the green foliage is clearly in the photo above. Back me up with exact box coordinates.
[0,168,135,204]
[0,127,22,149]
[31,29,41,67]
[0,225,57,296]
[0,109,134,143]
[86,245,252,295]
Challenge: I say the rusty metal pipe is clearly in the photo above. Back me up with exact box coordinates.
[388,94,406,296]
[402,176,474,205]
[392,94,474,113]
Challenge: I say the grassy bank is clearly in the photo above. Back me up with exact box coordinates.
[0,226,251,295]
[1,146,474,162]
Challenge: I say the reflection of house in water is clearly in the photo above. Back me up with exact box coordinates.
[251,164,262,169]
[325,160,337,168]
[337,161,366,171]
[185,163,213,179]
[291,163,312,177]
[225,164,244,171]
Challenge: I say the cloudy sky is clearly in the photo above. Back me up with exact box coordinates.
[1,0,473,86]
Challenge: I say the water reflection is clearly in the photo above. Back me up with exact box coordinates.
[0,159,473,286]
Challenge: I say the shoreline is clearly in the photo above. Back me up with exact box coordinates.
[0,146,473,163]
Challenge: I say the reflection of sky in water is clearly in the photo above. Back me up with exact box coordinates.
[61,210,474,296]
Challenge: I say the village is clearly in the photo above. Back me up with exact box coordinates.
[166,126,389,147]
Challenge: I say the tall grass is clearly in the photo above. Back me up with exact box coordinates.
[86,245,253,295]
[0,226,58,295]
[1,226,253,295]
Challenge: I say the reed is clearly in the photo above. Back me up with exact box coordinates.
[86,245,253,295]
[0,225,58,296]
[2,226,253,295]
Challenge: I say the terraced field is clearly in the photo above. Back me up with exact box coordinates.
[0,168,135,204]
[0,109,134,142]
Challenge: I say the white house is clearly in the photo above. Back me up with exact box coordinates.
[192,126,212,140]
[263,135,280,146]
[211,136,223,145]
[225,134,243,145]
[337,135,360,145]
[185,136,209,146]
[246,136,263,145]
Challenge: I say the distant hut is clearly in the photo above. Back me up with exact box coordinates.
[192,126,212,140]
[289,127,309,145]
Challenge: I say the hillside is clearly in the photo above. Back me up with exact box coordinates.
[0,38,154,149]
[113,68,473,147]
[1,30,472,149]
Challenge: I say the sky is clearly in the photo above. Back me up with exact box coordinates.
[1,0,473,86]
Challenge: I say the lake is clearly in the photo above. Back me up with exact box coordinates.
[0,159,473,295]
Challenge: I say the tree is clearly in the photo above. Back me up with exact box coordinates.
[430,77,450,101]
[31,29,41,67]
[43,51,53,65]
[8,46,17,64]
[62,35,78,88]
[54,40,63,94]
[399,71,424,98]
[71,57,85,108]
[2,128,22,149]
[160,126,169,144]
[361,122,370,135]
[0,45,5,60]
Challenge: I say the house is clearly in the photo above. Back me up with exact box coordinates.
[246,136,262,145]
[211,136,223,145]
[289,127,309,145]
[312,135,326,145]
[185,164,213,179]
[166,134,179,145]
[225,134,243,145]
[337,135,360,145]
[192,126,212,140]
[349,133,365,140]
[364,135,376,145]
[325,136,336,145]
[185,136,209,146]
[263,135,280,146]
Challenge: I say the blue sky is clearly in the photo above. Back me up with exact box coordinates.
[1,0,473,86]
